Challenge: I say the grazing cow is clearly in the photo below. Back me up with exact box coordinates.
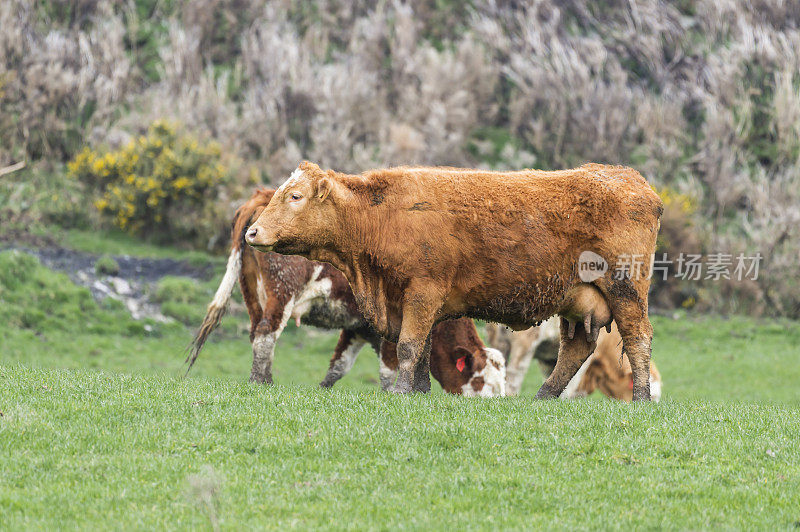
[246,162,662,400]
[382,317,506,397]
[487,319,662,401]
[186,188,505,396]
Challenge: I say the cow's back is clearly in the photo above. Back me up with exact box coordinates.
[355,164,661,329]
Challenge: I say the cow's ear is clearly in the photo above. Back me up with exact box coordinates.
[317,177,332,201]
[452,346,474,373]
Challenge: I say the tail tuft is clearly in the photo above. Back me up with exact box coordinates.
[184,248,242,375]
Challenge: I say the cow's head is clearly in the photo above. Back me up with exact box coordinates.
[454,346,506,397]
[246,161,339,255]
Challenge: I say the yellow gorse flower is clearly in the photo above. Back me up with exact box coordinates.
[65,119,233,238]
[658,187,696,214]
[172,177,191,190]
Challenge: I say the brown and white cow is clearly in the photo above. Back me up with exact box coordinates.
[486,318,662,401]
[186,188,505,396]
[246,162,662,400]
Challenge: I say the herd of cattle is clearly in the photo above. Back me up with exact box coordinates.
[187,162,663,401]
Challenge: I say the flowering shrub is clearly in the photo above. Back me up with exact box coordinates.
[651,187,704,310]
[68,121,234,248]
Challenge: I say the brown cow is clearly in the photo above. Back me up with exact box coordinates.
[245,162,662,400]
[186,188,505,396]
[486,319,662,401]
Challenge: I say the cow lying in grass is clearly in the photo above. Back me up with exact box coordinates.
[563,321,662,402]
[186,188,505,397]
[246,162,662,400]
[486,319,662,401]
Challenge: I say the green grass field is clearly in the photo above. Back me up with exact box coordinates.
[2,246,800,529]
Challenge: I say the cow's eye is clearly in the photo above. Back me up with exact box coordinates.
[290,192,302,201]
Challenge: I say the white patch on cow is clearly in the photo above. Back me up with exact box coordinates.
[251,331,277,380]
[378,358,397,391]
[255,272,268,310]
[560,354,593,400]
[326,336,367,381]
[211,249,241,309]
[462,347,506,397]
[276,167,305,194]
[290,265,333,323]
[252,332,276,359]
[649,375,662,402]
[278,296,294,330]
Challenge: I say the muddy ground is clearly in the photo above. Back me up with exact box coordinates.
[1,244,213,321]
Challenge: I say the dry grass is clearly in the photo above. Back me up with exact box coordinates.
[2,0,800,314]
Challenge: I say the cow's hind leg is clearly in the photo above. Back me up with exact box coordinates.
[595,277,653,401]
[378,341,400,391]
[250,325,278,385]
[320,329,368,388]
[534,318,597,399]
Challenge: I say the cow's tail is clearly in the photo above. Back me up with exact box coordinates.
[183,188,273,375]
[184,246,242,374]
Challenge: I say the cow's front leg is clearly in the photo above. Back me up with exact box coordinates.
[249,299,293,384]
[319,329,368,388]
[389,288,440,394]
[411,332,432,393]
[534,318,597,399]
[250,326,278,385]
[378,341,399,391]
[391,336,431,394]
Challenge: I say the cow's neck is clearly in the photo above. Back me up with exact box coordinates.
[309,203,399,337]
[307,247,353,279]
[338,204,394,267]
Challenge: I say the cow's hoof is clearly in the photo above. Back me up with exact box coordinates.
[631,382,651,402]
[533,382,560,400]
[388,383,412,394]
[249,374,273,385]
[412,381,431,394]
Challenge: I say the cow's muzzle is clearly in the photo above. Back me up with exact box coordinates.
[245,225,274,251]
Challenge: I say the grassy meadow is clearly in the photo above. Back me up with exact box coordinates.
[1,238,800,530]
[5,2,800,529]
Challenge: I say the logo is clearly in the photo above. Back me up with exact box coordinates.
[578,251,608,282]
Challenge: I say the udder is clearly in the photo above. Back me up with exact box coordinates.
[558,283,612,342]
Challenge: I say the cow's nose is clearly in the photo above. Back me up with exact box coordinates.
[246,227,258,243]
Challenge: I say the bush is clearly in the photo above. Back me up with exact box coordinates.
[153,275,207,305]
[649,187,704,311]
[67,120,236,249]
[0,165,92,239]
